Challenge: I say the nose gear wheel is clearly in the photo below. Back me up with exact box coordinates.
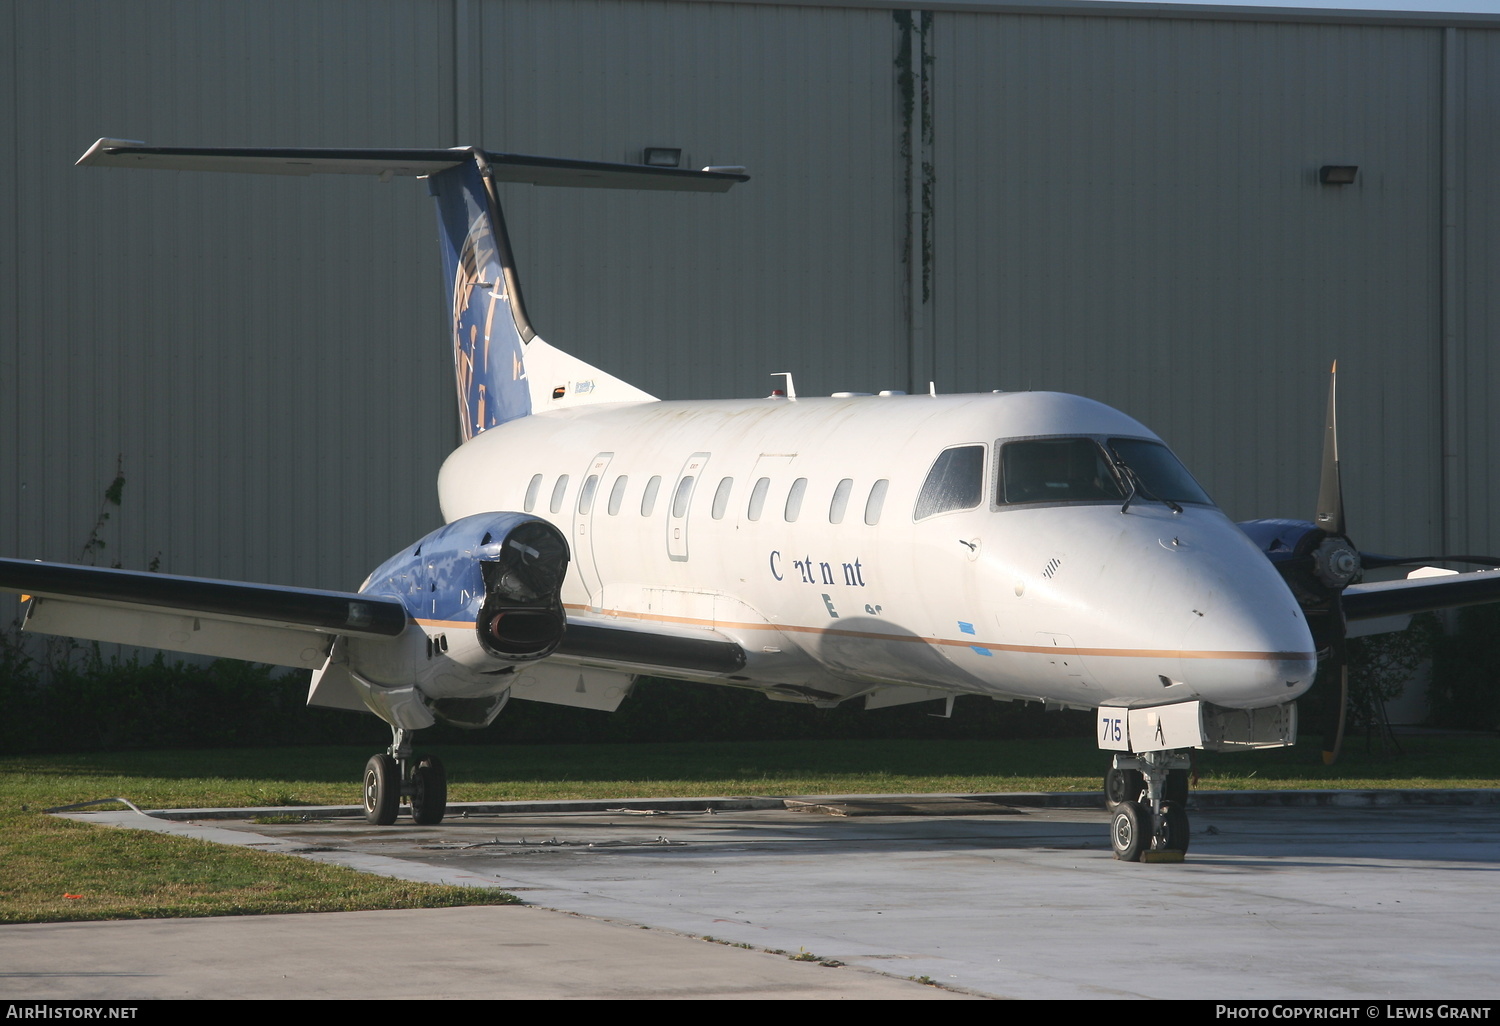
[1108,751,1191,862]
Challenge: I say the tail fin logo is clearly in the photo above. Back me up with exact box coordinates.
[433,163,531,440]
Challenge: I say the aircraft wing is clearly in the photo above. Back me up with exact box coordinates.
[0,556,747,677]
[0,557,408,670]
[1342,568,1500,622]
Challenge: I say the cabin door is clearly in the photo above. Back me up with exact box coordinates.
[573,452,613,607]
[667,452,710,562]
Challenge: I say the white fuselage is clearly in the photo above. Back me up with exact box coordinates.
[437,391,1317,712]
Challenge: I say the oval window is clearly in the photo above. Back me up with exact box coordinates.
[672,475,695,518]
[747,477,770,521]
[712,477,734,520]
[829,478,853,524]
[577,474,599,515]
[864,479,889,525]
[640,475,662,516]
[784,478,807,522]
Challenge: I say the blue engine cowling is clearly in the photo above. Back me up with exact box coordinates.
[361,512,570,664]
[1238,517,1361,653]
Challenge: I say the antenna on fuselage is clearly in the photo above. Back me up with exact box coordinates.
[770,372,797,400]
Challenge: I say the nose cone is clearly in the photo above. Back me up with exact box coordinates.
[1178,593,1318,708]
[1074,508,1317,708]
[1174,521,1317,707]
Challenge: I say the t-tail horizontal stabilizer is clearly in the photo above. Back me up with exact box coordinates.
[78,139,748,439]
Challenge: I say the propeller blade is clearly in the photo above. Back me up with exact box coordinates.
[1315,361,1346,537]
[1321,661,1349,766]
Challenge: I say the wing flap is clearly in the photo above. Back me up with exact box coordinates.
[24,598,333,669]
[510,663,637,712]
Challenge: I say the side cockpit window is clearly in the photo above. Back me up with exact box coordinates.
[914,445,986,520]
[1000,439,1121,504]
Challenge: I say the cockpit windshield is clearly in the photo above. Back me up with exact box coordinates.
[1106,438,1212,506]
[1000,438,1123,504]
[997,436,1213,509]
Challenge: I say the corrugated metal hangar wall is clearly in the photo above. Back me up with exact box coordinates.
[2,0,1498,606]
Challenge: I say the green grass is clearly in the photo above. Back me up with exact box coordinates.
[2,735,1495,925]
[0,811,518,924]
[4,736,1498,814]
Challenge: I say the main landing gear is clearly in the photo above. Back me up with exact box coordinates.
[1105,750,1191,862]
[363,727,447,826]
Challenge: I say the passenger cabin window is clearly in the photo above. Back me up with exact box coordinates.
[640,475,662,516]
[829,479,853,524]
[711,477,733,520]
[865,479,889,525]
[577,474,599,515]
[671,475,695,518]
[607,475,627,516]
[784,478,807,522]
[549,475,570,514]
[1000,439,1121,505]
[523,473,543,512]
[914,446,985,520]
[747,477,770,521]
[1107,438,1213,506]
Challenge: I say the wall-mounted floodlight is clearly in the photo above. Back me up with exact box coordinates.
[643,147,682,168]
[1319,165,1359,185]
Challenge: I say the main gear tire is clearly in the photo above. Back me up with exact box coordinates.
[410,755,447,826]
[1111,801,1149,862]
[364,753,400,826]
[1161,805,1190,854]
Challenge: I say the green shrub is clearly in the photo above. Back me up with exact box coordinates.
[1429,604,1500,731]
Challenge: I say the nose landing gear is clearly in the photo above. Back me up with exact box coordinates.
[1106,751,1191,862]
[363,727,448,826]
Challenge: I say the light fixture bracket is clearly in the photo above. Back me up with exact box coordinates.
[643,147,683,168]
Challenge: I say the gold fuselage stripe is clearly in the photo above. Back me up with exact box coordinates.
[557,604,1312,662]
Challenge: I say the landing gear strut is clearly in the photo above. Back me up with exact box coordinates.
[363,727,448,826]
[1106,750,1191,862]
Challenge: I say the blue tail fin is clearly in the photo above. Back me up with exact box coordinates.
[429,159,532,440]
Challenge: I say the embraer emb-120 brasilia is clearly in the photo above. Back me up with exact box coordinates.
[4,140,1498,861]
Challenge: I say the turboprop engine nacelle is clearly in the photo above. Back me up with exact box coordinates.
[361,511,570,667]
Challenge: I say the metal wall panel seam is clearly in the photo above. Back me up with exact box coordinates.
[1440,25,1465,557]
[454,0,482,147]
[1,0,19,563]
